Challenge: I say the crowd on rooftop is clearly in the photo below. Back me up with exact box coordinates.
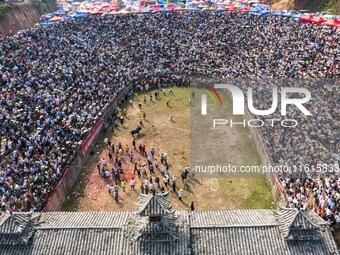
[0,12,338,214]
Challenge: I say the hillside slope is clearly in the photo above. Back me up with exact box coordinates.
[0,0,57,34]
[272,0,340,15]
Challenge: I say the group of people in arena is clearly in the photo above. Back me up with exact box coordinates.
[0,12,338,218]
[98,81,191,204]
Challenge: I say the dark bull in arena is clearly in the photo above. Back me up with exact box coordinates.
[131,126,142,137]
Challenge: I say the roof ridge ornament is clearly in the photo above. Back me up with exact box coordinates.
[275,208,324,241]
[138,192,172,217]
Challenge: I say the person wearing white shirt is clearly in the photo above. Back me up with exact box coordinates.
[130,179,135,190]
[178,189,183,202]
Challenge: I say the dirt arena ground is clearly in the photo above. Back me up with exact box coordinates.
[62,86,274,211]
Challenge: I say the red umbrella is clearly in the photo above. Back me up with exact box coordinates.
[300,14,313,23]
[323,19,340,27]
[107,5,118,10]
[310,16,326,24]
[166,3,177,9]
[198,3,207,8]
[174,6,184,11]
[239,6,251,12]
[49,16,64,22]
[150,5,162,11]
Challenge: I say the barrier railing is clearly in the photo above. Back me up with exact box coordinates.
[80,119,105,157]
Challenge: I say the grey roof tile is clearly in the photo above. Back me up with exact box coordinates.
[138,192,171,216]
[189,209,278,227]
[36,211,129,228]
[0,195,337,255]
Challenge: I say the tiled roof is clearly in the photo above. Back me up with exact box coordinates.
[0,196,338,255]
[138,192,172,216]
[0,213,35,246]
[37,211,129,228]
[189,209,278,227]
[275,208,325,240]
[189,208,339,255]
[0,213,31,234]
[122,213,191,255]
[0,228,123,255]
[191,225,286,255]
[191,224,338,255]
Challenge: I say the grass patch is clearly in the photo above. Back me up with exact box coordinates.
[216,178,273,209]
[0,3,11,18]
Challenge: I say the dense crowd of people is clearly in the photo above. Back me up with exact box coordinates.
[281,177,340,225]
[0,12,338,213]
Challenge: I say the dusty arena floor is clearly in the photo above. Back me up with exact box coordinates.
[62,87,274,211]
